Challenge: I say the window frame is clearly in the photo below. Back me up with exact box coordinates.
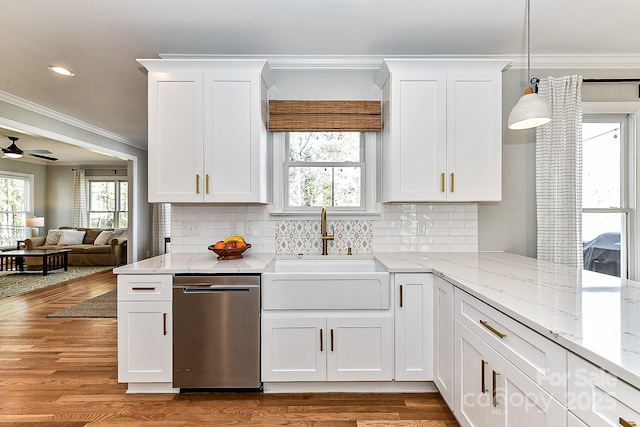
[0,171,34,245]
[87,177,128,229]
[272,132,378,217]
[583,102,640,280]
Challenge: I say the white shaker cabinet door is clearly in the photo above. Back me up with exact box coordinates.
[261,316,326,382]
[446,69,503,202]
[327,316,393,382]
[204,70,268,203]
[381,71,447,202]
[394,273,434,381]
[148,72,204,203]
[433,275,455,407]
[117,301,173,383]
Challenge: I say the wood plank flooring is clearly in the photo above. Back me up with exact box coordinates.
[0,269,458,426]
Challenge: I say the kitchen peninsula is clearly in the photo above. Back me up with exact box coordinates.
[115,251,640,426]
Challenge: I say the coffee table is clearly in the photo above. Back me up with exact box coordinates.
[0,249,72,276]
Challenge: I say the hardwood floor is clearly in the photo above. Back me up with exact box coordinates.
[0,269,459,426]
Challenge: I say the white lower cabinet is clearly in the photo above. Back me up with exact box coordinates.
[117,275,173,390]
[394,273,434,381]
[454,321,565,427]
[434,275,455,407]
[118,301,172,383]
[568,353,640,427]
[262,314,393,382]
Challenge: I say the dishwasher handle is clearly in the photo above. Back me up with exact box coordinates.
[181,286,254,294]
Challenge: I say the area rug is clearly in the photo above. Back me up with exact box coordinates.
[0,266,113,300]
[47,289,117,318]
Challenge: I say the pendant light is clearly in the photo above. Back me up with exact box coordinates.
[508,0,552,130]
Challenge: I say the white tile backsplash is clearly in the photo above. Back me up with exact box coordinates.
[170,202,478,254]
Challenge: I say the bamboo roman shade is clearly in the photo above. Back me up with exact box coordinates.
[268,100,382,132]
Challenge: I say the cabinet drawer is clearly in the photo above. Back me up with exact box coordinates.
[117,275,172,301]
[568,353,640,427]
[454,288,567,404]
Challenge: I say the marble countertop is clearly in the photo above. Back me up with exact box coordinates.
[115,250,640,390]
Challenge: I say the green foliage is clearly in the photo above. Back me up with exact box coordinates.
[288,132,362,208]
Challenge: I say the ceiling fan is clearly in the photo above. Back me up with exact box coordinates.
[2,136,58,161]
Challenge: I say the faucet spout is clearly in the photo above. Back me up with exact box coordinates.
[320,207,334,255]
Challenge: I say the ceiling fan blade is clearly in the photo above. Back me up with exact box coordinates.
[24,149,54,155]
[26,153,58,161]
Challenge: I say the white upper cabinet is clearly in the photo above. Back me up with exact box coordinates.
[376,59,510,202]
[140,59,273,203]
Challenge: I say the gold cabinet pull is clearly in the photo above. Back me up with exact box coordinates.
[451,173,455,192]
[330,329,334,352]
[480,320,507,339]
[620,418,637,427]
[196,174,200,194]
[163,313,167,336]
[320,329,323,352]
[399,285,403,308]
[492,370,501,407]
[441,173,445,192]
[205,174,210,194]
[481,359,489,393]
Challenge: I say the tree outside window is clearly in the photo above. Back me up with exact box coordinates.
[88,179,127,229]
[0,174,30,246]
[286,132,364,209]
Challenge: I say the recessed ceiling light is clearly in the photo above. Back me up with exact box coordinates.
[48,65,75,77]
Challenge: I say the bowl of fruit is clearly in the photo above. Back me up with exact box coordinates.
[208,235,251,260]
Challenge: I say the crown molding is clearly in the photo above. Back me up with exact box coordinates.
[159,53,640,71]
[510,54,640,70]
[0,90,146,150]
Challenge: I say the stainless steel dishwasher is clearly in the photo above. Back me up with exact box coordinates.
[172,274,261,390]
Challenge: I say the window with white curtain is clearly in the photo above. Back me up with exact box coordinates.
[581,115,633,278]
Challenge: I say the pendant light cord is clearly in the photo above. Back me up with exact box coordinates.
[527,0,531,85]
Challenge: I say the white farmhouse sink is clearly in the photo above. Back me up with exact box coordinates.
[262,257,390,310]
[266,258,386,273]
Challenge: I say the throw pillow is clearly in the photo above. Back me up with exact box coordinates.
[57,230,87,246]
[83,229,103,244]
[109,228,128,243]
[94,230,113,246]
[44,229,62,246]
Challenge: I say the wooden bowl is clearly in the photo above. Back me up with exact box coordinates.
[207,243,251,260]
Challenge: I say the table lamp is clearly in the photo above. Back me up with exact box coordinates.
[26,217,45,237]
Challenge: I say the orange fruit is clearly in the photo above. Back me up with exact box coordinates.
[236,241,247,248]
[214,241,225,249]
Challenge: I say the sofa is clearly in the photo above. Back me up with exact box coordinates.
[24,227,127,269]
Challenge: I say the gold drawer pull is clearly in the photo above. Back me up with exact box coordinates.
[132,287,156,291]
[492,370,501,407]
[196,174,200,194]
[320,329,324,352]
[480,320,507,339]
[620,418,637,427]
[399,285,403,308]
[441,173,445,192]
[205,174,210,194]
[451,173,455,192]
[481,359,488,393]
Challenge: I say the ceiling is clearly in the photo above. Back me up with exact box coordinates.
[2,0,640,158]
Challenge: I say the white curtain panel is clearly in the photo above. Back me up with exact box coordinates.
[536,75,583,268]
[151,203,171,256]
[72,169,87,228]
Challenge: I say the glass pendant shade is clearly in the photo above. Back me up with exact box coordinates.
[508,89,552,130]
